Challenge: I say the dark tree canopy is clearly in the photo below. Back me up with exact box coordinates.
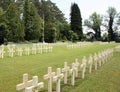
[70,3,83,40]
[107,7,117,41]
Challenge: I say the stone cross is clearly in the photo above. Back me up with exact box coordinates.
[25,76,44,92]
[80,56,87,79]
[98,52,102,67]
[25,47,30,56]
[53,68,64,92]
[17,48,23,56]
[88,54,93,74]
[1,45,4,49]
[38,45,42,54]
[0,48,5,59]
[8,48,15,57]
[94,53,98,70]
[69,63,77,86]
[62,62,70,84]
[32,46,37,55]
[74,58,80,77]
[16,73,33,92]
[44,67,55,92]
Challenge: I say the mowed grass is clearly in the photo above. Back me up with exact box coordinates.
[0,42,119,92]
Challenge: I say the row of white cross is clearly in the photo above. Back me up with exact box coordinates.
[16,49,113,92]
[0,44,53,58]
[67,43,92,49]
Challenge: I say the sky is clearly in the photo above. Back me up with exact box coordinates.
[51,0,120,22]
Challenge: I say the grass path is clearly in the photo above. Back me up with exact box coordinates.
[0,43,119,92]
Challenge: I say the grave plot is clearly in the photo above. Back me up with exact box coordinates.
[16,48,114,92]
[0,43,53,58]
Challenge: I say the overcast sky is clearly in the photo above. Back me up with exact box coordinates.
[51,0,120,22]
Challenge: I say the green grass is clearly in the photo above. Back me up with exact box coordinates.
[0,42,120,92]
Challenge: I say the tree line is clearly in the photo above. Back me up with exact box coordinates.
[0,0,120,45]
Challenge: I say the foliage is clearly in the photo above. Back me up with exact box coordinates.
[107,7,117,41]
[23,0,42,41]
[84,12,102,40]
[70,3,83,41]
[5,2,25,42]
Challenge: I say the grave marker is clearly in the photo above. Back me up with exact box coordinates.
[74,58,80,77]
[17,48,23,56]
[25,47,30,56]
[80,57,87,79]
[98,52,102,67]
[16,73,33,91]
[0,48,5,58]
[25,76,44,92]
[94,53,98,70]
[88,54,93,74]
[70,63,77,86]
[44,67,55,92]
[32,46,37,55]
[62,62,70,84]
[53,68,64,92]
[8,48,15,57]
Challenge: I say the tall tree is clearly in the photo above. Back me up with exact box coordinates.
[5,2,24,42]
[23,0,42,41]
[84,12,102,40]
[107,7,117,41]
[70,3,83,40]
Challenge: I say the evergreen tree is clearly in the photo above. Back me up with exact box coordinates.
[23,0,42,41]
[5,2,25,42]
[107,7,117,41]
[70,3,83,40]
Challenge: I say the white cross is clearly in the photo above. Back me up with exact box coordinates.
[94,53,98,70]
[98,52,102,67]
[25,47,30,56]
[25,76,44,92]
[88,54,93,74]
[44,67,55,92]
[16,73,33,91]
[38,45,42,54]
[74,58,80,77]
[32,46,37,54]
[8,48,15,57]
[17,48,23,56]
[53,68,64,92]
[0,48,5,58]
[69,63,77,86]
[80,56,87,79]
[62,62,70,84]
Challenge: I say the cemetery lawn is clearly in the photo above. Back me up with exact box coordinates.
[0,42,120,92]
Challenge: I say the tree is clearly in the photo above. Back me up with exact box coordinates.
[107,7,117,41]
[84,12,102,40]
[23,0,42,41]
[70,3,83,40]
[5,2,25,42]
[0,7,6,44]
